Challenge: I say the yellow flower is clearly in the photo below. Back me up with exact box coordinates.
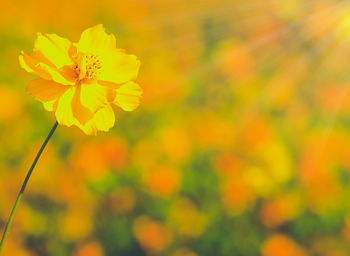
[19,24,142,135]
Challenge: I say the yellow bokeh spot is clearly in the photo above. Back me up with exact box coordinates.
[168,198,207,238]
[60,209,93,241]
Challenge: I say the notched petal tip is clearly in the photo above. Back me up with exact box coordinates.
[78,24,117,55]
[114,82,142,111]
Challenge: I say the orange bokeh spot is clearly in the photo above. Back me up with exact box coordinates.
[315,83,350,115]
[221,177,255,214]
[75,241,104,256]
[159,126,192,163]
[299,132,343,213]
[73,136,128,180]
[144,165,181,197]
[262,234,307,256]
[260,194,301,227]
[191,113,235,149]
[342,214,350,243]
[240,115,273,150]
[133,216,172,254]
[216,41,254,83]
[0,238,30,256]
[0,85,22,122]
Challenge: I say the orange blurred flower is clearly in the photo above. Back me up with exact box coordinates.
[221,176,255,215]
[75,241,104,256]
[72,136,128,180]
[143,165,181,197]
[20,24,142,135]
[260,193,302,228]
[342,214,350,242]
[0,238,30,256]
[262,234,307,256]
[133,216,172,254]
[0,85,23,122]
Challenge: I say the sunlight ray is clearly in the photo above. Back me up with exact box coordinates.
[147,0,346,100]
[299,23,350,169]
[145,0,345,57]
[133,0,333,33]
[256,9,345,84]
[188,0,346,78]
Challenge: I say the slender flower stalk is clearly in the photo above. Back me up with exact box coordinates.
[0,121,58,254]
[0,24,142,254]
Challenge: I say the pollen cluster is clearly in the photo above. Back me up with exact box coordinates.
[73,53,102,81]
[85,54,102,80]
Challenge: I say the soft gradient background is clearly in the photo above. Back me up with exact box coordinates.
[1,0,350,255]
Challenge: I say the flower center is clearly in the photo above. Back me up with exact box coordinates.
[73,53,102,82]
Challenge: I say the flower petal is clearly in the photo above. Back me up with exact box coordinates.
[26,78,69,102]
[80,82,114,113]
[43,99,58,112]
[99,50,140,84]
[77,105,115,135]
[72,85,93,125]
[19,51,75,85]
[114,81,142,111]
[34,33,73,68]
[55,87,76,127]
[77,24,116,55]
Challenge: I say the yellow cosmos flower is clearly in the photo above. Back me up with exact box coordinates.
[19,24,142,135]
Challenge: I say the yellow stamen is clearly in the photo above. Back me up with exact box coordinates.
[73,53,102,82]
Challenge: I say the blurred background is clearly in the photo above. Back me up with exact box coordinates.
[1,0,350,255]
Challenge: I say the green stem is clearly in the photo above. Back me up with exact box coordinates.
[0,121,58,254]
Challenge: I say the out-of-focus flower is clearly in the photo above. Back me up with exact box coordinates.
[59,208,93,241]
[168,198,207,238]
[143,165,181,197]
[259,193,302,228]
[0,85,23,121]
[19,24,142,135]
[159,125,192,163]
[299,131,343,213]
[262,234,307,256]
[133,216,172,254]
[215,41,255,84]
[343,214,350,242]
[220,175,255,215]
[0,238,30,256]
[72,136,128,180]
[75,241,104,256]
